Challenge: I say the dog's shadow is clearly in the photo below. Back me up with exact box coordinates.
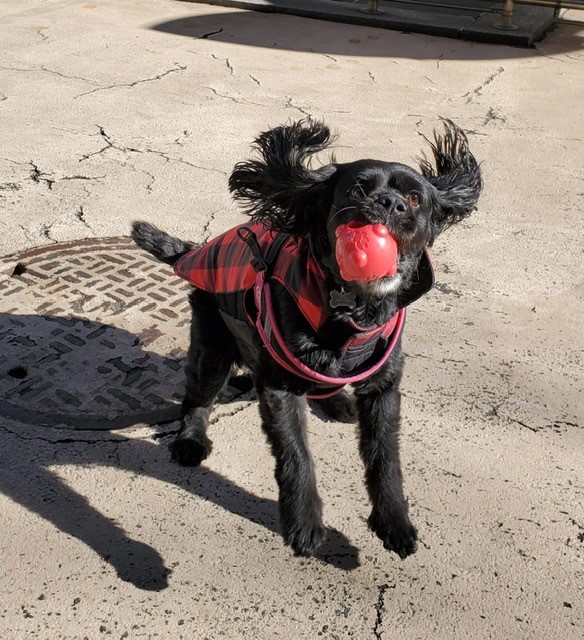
[0,313,360,591]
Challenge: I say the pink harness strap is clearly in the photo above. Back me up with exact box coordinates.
[253,270,405,398]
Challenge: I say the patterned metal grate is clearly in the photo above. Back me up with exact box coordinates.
[0,237,192,429]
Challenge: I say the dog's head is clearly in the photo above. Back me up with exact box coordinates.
[229,120,482,302]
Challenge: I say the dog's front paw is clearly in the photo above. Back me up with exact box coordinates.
[368,511,418,559]
[170,433,212,467]
[284,521,327,557]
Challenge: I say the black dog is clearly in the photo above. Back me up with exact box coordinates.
[132,119,481,559]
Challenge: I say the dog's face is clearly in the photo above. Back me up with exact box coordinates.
[229,120,482,303]
[324,161,435,298]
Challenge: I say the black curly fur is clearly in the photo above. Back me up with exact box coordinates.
[132,119,482,560]
[229,120,337,236]
[419,120,483,241]
[131,221,196,265]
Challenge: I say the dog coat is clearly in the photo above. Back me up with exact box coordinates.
[174,223,433,398]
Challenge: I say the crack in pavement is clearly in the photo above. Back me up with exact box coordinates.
[40,65,98,84]
[464,67,505,103]
[436,49,457,69]
[29,162,55,190]
[201,210,220,243]
[373,584,390,639]
[143,170,155,193]
[0,182,21,192]
[128,162,157,193]
[152,401,254,440]
[79,126,227,175]
[318,51,338,63]
[190,50,260,87]
[40,222,57,242]
[285,97,312,118]
[484,107,507,125]
[210,402,254,426]
[75,205,94,232]
[34,26,50,42]
[0,64,98,86]
[501,412,539,433]
[173,130,190,146]
[491,407,580,433]
[206,86,265,108]
[210,54,234,76]
[61,174,106,182]
[199,28,223,39]
[27,161,104,191]
[80,125,117,160]
[0,423,131,445]
[206,86,238,103]
[75,63,187,98]
[18,224,33,241]
[569,518,584,543]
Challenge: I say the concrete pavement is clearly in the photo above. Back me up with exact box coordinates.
[0,1,583,638]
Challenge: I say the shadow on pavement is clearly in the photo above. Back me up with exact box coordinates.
[0,313,361,591]
[149,10,584,59]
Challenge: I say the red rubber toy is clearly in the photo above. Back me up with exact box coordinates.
[335,222,399,282]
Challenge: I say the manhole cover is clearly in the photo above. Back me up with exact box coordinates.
[0,237,194,429]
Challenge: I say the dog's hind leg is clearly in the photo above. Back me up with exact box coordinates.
[170,290,237,467]
[257,384,325,556]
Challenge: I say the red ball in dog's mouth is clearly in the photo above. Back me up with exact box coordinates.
[335,222,399,282]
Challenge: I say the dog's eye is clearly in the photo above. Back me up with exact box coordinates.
[407,192,420,207]
[347,186,363,199]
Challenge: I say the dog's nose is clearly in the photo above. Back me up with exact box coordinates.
[377,193,407,215]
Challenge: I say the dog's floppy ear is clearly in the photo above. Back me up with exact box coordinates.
[229,120,337,237]
[419,120,482,245]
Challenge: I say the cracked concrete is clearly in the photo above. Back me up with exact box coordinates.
[0,0,583,639]
[80,125,228,177]
[74,62,188,99]
[373,583,391,640]
[464,66,505,103]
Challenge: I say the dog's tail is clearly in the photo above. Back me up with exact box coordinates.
[131,221,196,266]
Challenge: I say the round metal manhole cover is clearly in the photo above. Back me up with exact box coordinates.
[0,237,194,429]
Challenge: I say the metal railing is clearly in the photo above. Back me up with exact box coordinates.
[360,0,584,31]
[495,0,583,29]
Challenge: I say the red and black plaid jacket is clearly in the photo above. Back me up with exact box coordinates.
[174,222,329,331]
[173,222,410,397]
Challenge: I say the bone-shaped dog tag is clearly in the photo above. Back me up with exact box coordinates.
[330,289,357,309]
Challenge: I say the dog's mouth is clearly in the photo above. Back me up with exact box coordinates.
[356,270,403,298]
[332,218,405,289]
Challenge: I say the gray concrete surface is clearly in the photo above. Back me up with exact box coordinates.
[1,1,583,638]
